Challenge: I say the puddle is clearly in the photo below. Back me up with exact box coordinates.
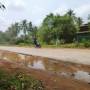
[0,51,67,72]
[74,71,90,83]
[28,60,45,70]
[0,50,90,83]
[57,71,90,83]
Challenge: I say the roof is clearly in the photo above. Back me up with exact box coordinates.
[77,31,90,34]
[80,24,88,27]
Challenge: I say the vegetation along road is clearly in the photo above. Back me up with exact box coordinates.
[0,46,90,65]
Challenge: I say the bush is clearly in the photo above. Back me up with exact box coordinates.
[80,39,90,48]
[83,41,90,48]
[0,70,44,90]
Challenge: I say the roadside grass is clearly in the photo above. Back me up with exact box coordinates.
[0,42,90,49]
[41,43,90,48]
[0,69,44,90]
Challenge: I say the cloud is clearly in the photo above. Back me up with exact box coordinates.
[74,4,90,23]
[7,0,26,12]
[49,1,69,15]
[75,4,90,17]
[53,6,68,15]
[0,0,90,31]
[53,3,90,23]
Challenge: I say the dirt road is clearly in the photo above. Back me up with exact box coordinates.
[0,46,90,65]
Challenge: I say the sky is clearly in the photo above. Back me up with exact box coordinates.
[0,0,90,31]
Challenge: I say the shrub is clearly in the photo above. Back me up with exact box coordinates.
[83,41,90,48]
[80,39,90,48]
[0,70,44,90]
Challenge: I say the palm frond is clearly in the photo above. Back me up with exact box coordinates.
[0,2,6,9]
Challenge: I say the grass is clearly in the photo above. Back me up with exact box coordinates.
[40,42,90,49]
[1,42,90,49]
[0,69,44,90]
[41,43,82,48]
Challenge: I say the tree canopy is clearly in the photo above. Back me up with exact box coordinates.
[0,9,89,46]
[38,10,81,44]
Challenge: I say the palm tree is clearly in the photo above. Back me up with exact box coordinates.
[0,2,5,10]
[67,9,75,17]
[28,21,33,32]
[77,17,83,27]
[21,20,28,41]
[14,22,20,37]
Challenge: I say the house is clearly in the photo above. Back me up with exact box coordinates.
[79,24,89,32]
[76,24,90,42]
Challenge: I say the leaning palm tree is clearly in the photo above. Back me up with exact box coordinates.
[0,2,5,10]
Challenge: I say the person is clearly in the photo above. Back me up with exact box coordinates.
[33,37,41,48]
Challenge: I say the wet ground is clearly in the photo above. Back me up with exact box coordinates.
[0,50,90,90]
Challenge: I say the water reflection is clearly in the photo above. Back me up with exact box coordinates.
[28,60,45,70]
[74,71,90,83]
[0,50,64,72]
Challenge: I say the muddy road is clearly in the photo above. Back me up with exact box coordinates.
[0,50,90,90]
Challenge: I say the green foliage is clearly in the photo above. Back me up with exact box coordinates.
[83,41,90,48]
[38,10,78,44]
[0,70,44,90]
[81,39,90,48]
[0,9,89,47]
[0,20,38,45]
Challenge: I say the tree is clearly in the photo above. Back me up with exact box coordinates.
[76,17,83,31]
[0,18,38,45]
[66,9,75,17]
[4,23,19,44]
[13,22,20,37]
[77,17,83,26]
[21,20,28,41]
[0,31,7,44]
[38,12,77,44]
[32,26,38,38]
[66,9,78,25]
[38,13,55,44]
[27,21,33,37]
[60,15,76,43]
[28,22,33,32]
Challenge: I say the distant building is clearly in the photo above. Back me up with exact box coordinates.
[76,24,90,42]
[79,24,89,32]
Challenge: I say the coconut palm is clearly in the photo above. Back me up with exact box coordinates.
[21,20,28,40]
[67,9,75,17]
